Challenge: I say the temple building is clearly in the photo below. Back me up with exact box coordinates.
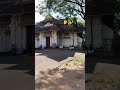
[0,0,34,54]
[85,0,119,52]
[35,19,83,49]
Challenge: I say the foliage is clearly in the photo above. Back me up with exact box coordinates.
[37,0,85,19]
[48,15,85,30]
[64,17,77,26]
[77,21,85,29]
[45,14,54,20]
[73,55,85,66]
[113,13,120,34]
[103,0,120,35]
[63,17,85,30]
[113,0,120,34]
[40,13,85,31]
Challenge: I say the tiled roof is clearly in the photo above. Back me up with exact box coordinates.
[86,0,116,16]
[35,24,60,33]
[35,20,81,33]
[0,1,34,15]
[56,24,81,33]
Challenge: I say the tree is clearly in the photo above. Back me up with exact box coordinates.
[108,0,120,56]
[45,14,54,20]
[111,0,120,39]
[36,0,85,48]
[37,0,85,19]
[114,13,120,36]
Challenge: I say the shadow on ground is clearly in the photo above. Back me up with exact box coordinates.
[0,55,35,76]
[35,69,85,90]
[85,56,120,74]
[36,50,77,62]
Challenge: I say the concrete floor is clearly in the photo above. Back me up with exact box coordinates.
[35,50,76,76]
[0,55,34,90]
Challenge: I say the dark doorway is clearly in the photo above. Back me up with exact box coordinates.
[26,25,34,54]
[46,37,50,48]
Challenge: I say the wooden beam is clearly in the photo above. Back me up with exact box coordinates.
[0,0,34,4]
[0,12,34,16]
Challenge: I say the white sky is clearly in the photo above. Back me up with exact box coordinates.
[35,0,45,23]
[35,12,45,23]
[35,0,84,23]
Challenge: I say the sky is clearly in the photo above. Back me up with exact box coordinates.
[35,0,85,23]
[35,0,62,23]
[35,0,45,23]
[35,12,45,23]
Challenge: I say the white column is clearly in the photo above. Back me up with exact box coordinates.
[9,15,26,50]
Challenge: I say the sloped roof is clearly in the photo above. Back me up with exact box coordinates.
[58,24,80,32]
[35,20,60,33]
[35,19,81,33]
[0,1,34,15]
[86,0,117,16]
[36,25,60,32]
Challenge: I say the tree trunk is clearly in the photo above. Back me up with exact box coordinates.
[90,16,93,48]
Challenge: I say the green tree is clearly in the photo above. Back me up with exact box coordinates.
[77,21,85,30]
[110,0,120,38]
[38,0,85,19]
[45,14,54,20]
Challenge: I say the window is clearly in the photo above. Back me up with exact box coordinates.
[63,33,70,38]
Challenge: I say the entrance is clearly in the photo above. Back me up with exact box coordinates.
[46,37,50,48]
[26,25,34,53]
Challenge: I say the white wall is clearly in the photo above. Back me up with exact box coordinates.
[0,14,34,52]
[102,25,113,39]
[51,31,57,46]
[85,17,92,47]
[102,24,113,51]
[86,16,103,48]
[36,31,58,48]
[85,16,113,50]
[36,31,82,48]
[0,15,27,52]
[39,32,46,47]
[35,36,39,48]
[9,15,26,50]
[92,16,102,48]
[62,33,79,47]
[77,36,83,47]
[0,26,11,52]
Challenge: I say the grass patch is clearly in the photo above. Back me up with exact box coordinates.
[73,55,85,66]
[58,53,85,70]
[87,73,120,90]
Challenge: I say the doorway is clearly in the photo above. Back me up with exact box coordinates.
[26,25,34,53]
[46,37,50,48]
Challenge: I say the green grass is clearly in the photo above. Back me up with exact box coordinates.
[73,55,85,66]
[58,53,85,69]
[87,73,120,90]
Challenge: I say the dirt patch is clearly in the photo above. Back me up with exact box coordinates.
[86,63,120,90]
[35,53,85,90]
